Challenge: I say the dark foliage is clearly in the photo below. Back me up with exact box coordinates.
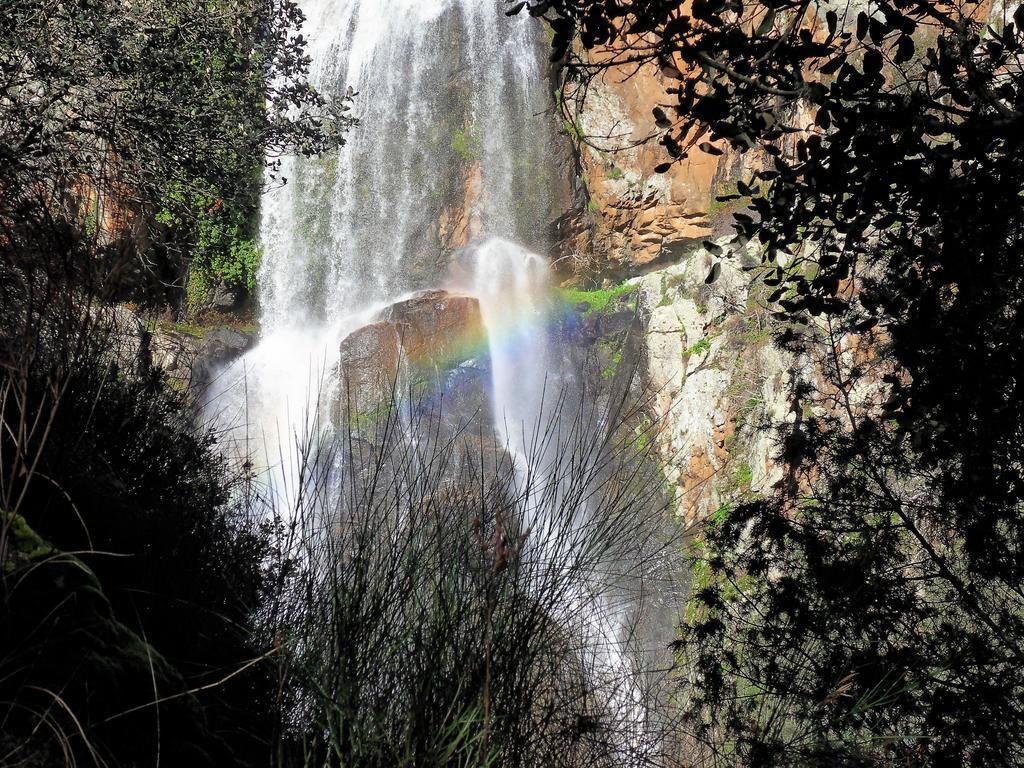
[0,0,343,763]
[0,308,279,766]
[0,0,352,305]
[514,0,1024,763]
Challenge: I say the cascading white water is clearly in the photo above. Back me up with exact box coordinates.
[460,237,551,460]
[258,0,554,332]
[208,0,557,499]
[458,238,653,753]
[205,0,657,756]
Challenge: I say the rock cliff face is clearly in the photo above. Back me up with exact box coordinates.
[629,246,794,524]
[109,307,257,399]
[551,53,768,276]
[536,53,800,523]
[555,0,1015,277]
[559,75,716,273]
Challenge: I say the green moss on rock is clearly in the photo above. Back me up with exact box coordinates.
[558,281,637,315]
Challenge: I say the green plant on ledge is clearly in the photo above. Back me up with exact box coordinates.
[734,462,753,489]
[685,337,712,357]
[561,118,583,143]
[158,183,261,315]
[557,281,636,315]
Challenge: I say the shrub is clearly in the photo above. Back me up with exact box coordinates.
[257,382,684,766]
[0,302,276,767]
[157,185,262,312]
[558,281,636,315]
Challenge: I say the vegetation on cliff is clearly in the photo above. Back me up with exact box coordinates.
[517,0,1024,762]
[0,0,343,763]
[0,0,353,310]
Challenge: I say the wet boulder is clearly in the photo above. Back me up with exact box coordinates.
[190,327,258,392]
[335,320,403,419]
[375,289,487,377]
[334,289,493,439]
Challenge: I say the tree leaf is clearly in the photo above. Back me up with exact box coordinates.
[894,35,914,64]
[756,9,776,36]
[863,48,883,75]
[705,262,722,284]
[699,141,723,156]
[820,54,846,75]
[856,12,869,41]
[869,17,887,45]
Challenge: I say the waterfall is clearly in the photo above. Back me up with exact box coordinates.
[204,0,663,759]
[208,0,557,487]
[258,0,554,332]
[459,237,551,461]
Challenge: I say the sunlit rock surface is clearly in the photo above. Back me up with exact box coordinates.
[630,244,795,525]
[335,289,492,434]
[376,289,486,376]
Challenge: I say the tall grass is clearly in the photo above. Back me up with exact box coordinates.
[245,371,687,767]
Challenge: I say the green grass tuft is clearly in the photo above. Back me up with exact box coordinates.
[558,281,636,315]
[685,337,712,356]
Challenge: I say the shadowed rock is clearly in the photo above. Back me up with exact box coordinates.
[336,321,403,418]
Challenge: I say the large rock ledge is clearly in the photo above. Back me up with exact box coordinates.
[107,306,257,399]
[375,289,485,370]
[335,289,491,429]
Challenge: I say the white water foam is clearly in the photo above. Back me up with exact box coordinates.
[203,0,654,758]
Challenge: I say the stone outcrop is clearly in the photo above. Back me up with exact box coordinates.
[148,325,257,395]
[376,289,486,371]
[336,321,404,412]
[335,289,490,429]
[332,289,511,487]
[556,64,755,274]
[108,306,257,399]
